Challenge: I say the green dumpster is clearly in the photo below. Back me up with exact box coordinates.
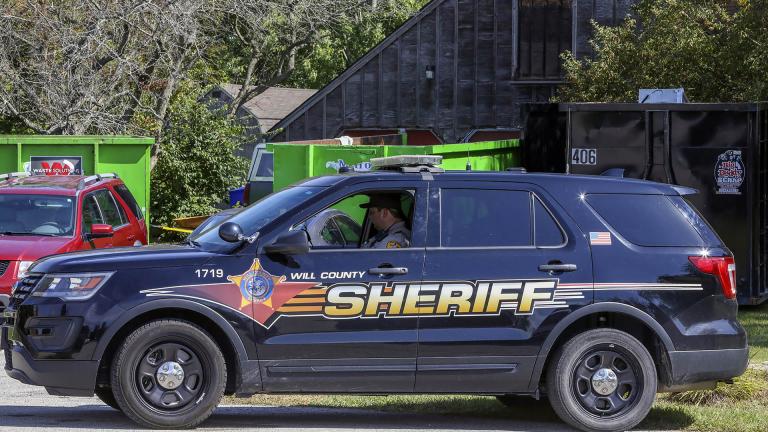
[267,140,520,192]
[0,135,153,221]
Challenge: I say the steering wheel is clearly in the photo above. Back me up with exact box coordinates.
[33,222,63,234]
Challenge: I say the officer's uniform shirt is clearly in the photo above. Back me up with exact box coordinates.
[365,221,411,249]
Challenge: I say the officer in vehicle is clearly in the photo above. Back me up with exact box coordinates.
[360,193,411,249]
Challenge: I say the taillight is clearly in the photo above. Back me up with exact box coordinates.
[689,256,737,299]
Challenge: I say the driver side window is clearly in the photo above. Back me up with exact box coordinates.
[82,194,105,234]
[301,190,413,250]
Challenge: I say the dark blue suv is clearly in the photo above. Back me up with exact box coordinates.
[1,156,748,432]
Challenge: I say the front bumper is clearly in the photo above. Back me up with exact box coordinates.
[667,347,749,387]
[2,312,98,396]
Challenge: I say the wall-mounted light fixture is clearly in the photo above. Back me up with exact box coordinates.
[425,65,435,80]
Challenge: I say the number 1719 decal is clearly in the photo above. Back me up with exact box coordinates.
[571,148,597,165]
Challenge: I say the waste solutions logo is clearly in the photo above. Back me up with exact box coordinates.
[27,156,83,176]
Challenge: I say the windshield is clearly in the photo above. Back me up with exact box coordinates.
[0,194,76,236]
[192,186,325,251]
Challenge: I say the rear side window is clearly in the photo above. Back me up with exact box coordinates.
[534,197,565,246]
[114,184,144,220]
[441,189,532,247]
[82,195,105,233]
[586,194,704,247]
[672,196,724,246]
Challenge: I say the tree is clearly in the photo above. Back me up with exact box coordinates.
[206,0,428,115]
[0,0,207,140]
[558,0,768,103]
[287,0,429,89]
[150,83,248,234]
[208,0,365,117]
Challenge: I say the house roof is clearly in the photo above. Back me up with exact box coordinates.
[219,85,317,132]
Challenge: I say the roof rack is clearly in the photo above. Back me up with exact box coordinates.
[77,173,119,190]
[370,155,444,173]
[0,172,30,181]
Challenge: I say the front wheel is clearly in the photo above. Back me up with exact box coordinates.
[110,319,227,429]
[546,328,657,432]
[95,387,121,411]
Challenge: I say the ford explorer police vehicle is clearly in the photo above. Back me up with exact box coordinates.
[1,156,748,432]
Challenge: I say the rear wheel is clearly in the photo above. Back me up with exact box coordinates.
[110,320,227,429]
[546,328,657,432]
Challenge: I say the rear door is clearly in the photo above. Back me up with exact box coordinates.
[415,181,593,393]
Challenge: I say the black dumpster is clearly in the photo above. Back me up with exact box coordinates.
[523,102,768,305]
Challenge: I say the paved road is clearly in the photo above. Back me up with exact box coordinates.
[0,357,573,432]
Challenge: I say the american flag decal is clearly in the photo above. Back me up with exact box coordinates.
[590,232,612,245]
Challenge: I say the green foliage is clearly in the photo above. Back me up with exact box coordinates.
[0,117,32,134]
[740,304,768,363]
[151,84,248,235]
[207,1,428,90]
[667,367,767,405]
[287,0,430,89]
[559,0,768,102]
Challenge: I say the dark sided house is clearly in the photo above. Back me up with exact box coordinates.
[270,0,636,145]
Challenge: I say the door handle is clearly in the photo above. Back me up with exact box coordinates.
[538,263,578,273]
[368,267,408,275]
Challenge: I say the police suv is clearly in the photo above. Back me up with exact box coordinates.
[1,156,748,432]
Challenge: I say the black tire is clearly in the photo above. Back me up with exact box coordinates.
[546,328,657,432]
[95,387,122,411]
[110,320,227,429]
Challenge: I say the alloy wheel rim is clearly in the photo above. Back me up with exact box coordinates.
[134,341,207,412]
[571,347,642,417]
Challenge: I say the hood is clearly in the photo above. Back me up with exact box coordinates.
[30,244,219,274]
[0,235,73,261]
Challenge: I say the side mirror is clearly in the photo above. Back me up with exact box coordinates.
[219,222,244,243]
[87,224,114,239]
[263,230,310,256]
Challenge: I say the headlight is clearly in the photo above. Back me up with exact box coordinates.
[17,261,34,279]
[31,272,113,300]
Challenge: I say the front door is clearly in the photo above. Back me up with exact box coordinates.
[415,181,593,393]
[80,189,136,248]
[80,191,112,248]
[254,180,427,392]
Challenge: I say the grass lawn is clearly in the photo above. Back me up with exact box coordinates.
[227,304,768,431]
[740,304,768,364]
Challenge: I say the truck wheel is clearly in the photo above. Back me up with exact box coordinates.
[546,328,657,432]
[95,387,121,411]
[110,320,227,429]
